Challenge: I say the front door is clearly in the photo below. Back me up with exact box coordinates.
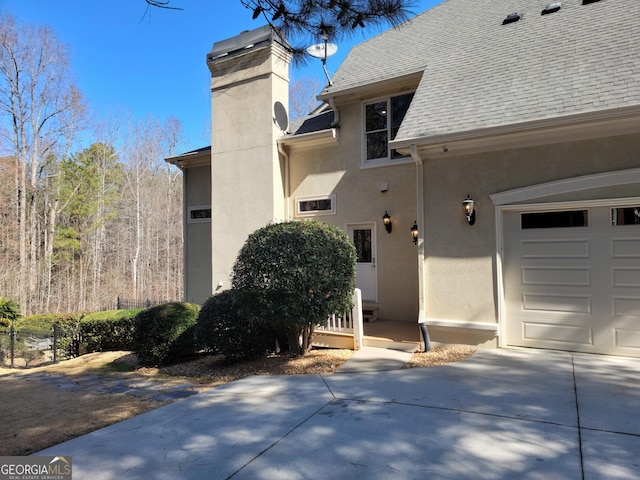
[348,223,377,302]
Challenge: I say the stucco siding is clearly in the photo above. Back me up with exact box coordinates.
[184,165,212,304]
[422,132,640,333]
[289,102,419,322]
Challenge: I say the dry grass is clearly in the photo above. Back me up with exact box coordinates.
[0,345,476,456]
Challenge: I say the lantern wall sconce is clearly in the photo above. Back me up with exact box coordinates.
[410,221,419,244]
[463,195,476,225]
[382,211,392,233]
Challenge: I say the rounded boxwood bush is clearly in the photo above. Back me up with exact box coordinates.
[196,289,277,361]
[232,220,356,355]
[134,302,200,366]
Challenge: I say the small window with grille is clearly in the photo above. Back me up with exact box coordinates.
[188,205,211,223]
[296,195,336,217]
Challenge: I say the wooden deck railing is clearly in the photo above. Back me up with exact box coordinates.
[314,288,363,350]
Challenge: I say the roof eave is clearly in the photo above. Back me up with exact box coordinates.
[317,70,424,103]
[278,128,339,150]
[165,147,211,168]
[392,105,640,158]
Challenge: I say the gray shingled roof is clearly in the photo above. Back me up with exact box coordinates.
[289,110,335,135]
[320,0,640,142]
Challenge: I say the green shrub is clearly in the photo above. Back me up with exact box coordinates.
[0,297,21,327]
[134,302,200,366]
[78,309,142,353]
[196,289,277,361]
[232,220,356,355]
[16,313,81,334]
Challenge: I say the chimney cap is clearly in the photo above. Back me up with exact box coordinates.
[208,25,288,61]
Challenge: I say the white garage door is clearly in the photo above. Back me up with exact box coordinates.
[503,205,640,357]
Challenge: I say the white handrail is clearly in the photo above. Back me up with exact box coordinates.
[315,288,363,350]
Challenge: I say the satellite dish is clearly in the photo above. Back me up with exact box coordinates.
[274,101,289,132]
[307,37,338,85]
[306,41,338,86]
[306,42,338,61]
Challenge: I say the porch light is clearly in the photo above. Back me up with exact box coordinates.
[410,221,419,244]
[463,195,476,225]
[383,211,392,233]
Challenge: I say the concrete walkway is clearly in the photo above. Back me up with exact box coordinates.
[38,348,640,479]
[336,345,414,372]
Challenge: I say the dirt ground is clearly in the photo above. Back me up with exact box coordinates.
[0,346,476,456]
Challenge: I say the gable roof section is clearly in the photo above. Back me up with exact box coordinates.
[289,110,335,135]
[320,0,640,143]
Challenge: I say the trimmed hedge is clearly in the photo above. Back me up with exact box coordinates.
[16,313,81,335]
[134,302,200,366]
[196,289,277,361]
[78,309,142,353]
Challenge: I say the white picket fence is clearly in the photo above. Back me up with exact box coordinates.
[314,288,363,350]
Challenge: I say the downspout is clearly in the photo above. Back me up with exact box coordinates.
[327,97,340,127]
[410,144,430,351]
[277,141,291,220]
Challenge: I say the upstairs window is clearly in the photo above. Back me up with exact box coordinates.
[364,92,414,165]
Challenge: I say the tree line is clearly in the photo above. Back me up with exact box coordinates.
[0,14,184,315]
[0,1,408,315]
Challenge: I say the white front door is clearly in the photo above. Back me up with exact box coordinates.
[348,223,377,302]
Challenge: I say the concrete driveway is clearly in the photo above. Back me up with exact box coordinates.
[38,348,640,479]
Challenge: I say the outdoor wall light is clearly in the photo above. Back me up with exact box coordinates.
[463,195,476,225]
[383,211,392,233]
[410,221,419,244]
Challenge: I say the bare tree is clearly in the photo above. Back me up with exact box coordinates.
[289,75,324,120]
[0,14,86,314]
[161,116,184,300]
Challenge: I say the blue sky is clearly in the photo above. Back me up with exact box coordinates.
[1,0,439,152]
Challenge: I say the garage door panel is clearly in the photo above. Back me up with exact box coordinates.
[503,206,640,357]
[522,293,592,314]
[612,238,640,258]
[522,321,594,347]
[613,297,640,317]
[612,268,640,288]
[522,266,591,286]
[520,239,590,258]
[614,326,640,350]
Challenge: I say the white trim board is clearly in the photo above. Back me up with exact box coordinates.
[425,318,498,335]
[490,168,640,206]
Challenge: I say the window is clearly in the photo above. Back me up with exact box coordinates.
[296,195,336,217]
[521,210,589,229]
[612,207,640,226]
[188,205,211,223]
[352,229,372,263]
[364,92,414,165]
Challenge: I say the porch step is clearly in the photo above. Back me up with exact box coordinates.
[363,303,379,323]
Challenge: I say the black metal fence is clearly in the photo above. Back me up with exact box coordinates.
[102,297,175,311]
[0,324,70,369]
[0,299,178,370]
